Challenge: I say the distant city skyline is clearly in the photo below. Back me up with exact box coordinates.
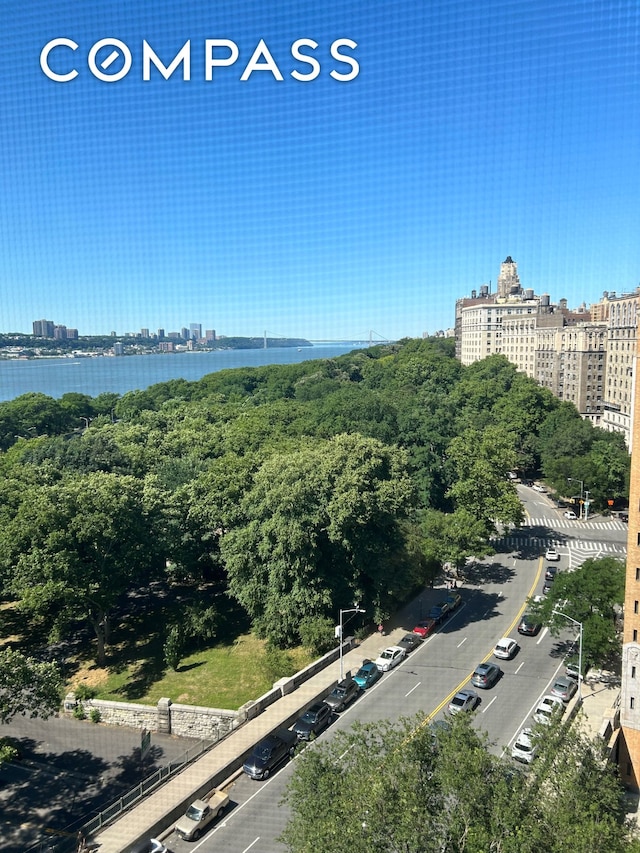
[1,2,639,342]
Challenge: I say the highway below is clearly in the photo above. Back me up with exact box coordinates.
[164,484,627,853]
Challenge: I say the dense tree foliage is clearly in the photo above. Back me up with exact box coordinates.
[0,339,630,659]
[281,712,633,853]
[531,556,625,671]
[0,648,62,725]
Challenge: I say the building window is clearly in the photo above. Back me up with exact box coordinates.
[631,697,635,710]
[633,666,637,679]
[634,629,638,642]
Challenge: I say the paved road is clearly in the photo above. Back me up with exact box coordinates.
[0,714,201,852]
[161,488,627,853]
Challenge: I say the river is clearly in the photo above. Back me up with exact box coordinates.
[0,343,365,402]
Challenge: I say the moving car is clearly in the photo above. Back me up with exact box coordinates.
[544,565,558,581]
[292,701,332,741]
[242,728,297,780]
[175,791,229,841]
[564,510,578,520]
[494,637,518,660]
[398,632,423,653]
[471,662,501,689]
[545,547,560,561]
[448,688,479,715]
[325,675,360,712]
[511,728,537,764]
[534,695,565,725]
[374,645,406,672]
[550,675,578,703]
[354,659,382,689]
[518,613,542,636]
[412,618,437,638]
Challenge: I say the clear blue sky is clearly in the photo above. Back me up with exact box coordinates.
[1,1,639,341]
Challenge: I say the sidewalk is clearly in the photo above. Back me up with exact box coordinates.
[92,587,445,852]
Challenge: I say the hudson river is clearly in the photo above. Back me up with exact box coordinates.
[0,344,365,402]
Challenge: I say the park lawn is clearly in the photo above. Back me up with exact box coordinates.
[71,633,315,710]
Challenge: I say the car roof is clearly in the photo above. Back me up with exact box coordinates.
[496,637,515,646]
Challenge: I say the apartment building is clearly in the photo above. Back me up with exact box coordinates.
[455,259,638,443]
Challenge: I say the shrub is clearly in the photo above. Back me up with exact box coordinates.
[89,707,101,724]
[299,616,336,656]
[73,704,86,721]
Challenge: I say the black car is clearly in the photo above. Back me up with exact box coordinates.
[545,566,558,581]
[398,632,423,654]
[292,701,332,741]
[325,675,360,712]
[518,613,542,636]
[242,728,297,780]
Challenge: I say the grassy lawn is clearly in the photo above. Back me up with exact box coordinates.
[72,633,314,710]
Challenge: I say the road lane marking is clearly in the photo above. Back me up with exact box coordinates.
[536,627,549,644]
[242,839,261,852]
[515,661,524,674]
[405,682,421,697]
[457,637,467,648]
[481,696,497,713]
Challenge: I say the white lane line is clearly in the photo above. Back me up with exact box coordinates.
[242,839,261,852]
[515,661,525,674]
[457,637,467,648]
[405,682,421,698]
[536,627,548,644]
[481,696,497,713]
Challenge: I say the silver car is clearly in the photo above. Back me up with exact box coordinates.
[550,675,578,703]
[448,688,479,715]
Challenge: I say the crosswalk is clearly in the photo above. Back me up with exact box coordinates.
[490,534,626,572]
[522,516,627,532]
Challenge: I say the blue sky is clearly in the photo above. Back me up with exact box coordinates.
[1,1,639,341]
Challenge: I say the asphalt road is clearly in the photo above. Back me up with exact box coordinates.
[163,485,628,853]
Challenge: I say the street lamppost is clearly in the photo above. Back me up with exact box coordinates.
[338,606,365,682]
[567,477,584,520]
[553,609,583,701]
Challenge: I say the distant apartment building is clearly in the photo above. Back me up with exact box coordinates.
[53,325,67,340]
[140,328,150,338]
[206,329,216,342]
[190,323,202,341]
[32,319,54,337]
[455,258,639,442]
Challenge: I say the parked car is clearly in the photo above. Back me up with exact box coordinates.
[534,695,565,725]
[565,660,581,681]
[494,637,518,660]
[398,633,423,653]
[134,842,168,853]
[446,592,462,610]
[429,601,451,622]
[175,791,229,841]
[550,675,578,703]
[511,728,537,764]
[518,613,542,636]
[532,484,546,493]
[412,618,437,638]
[544,565,558,581]
[242,728,297,780]
[542,579,553,595]
[325,675,360,712]
[448,688,479,715]
[292,701,332,741]
[374,645,406,672]
[564,510,578,520]
[471,662,501,689]
[354,660,382,690]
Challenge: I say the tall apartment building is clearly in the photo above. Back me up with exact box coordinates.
[618,328,640,789]
[32,319,54,337]
[455,259,638,441]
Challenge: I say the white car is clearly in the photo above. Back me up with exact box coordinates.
[564,510,578,520]
[534,695,565,725]
[532,484,546,493]
[374,645,406,672]
[494,637,519,660]
[511,728,537,764]
[545,547,560,561]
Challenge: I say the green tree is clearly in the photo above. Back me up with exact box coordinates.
[0,648,62,725]
[531,556,625,670]
[422,508,494,573]
[2,472,163,665]
[221,434,417,646]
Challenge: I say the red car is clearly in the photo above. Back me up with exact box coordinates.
[412,618,437,638]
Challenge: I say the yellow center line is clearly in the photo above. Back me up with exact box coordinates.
[422,555,545,723]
